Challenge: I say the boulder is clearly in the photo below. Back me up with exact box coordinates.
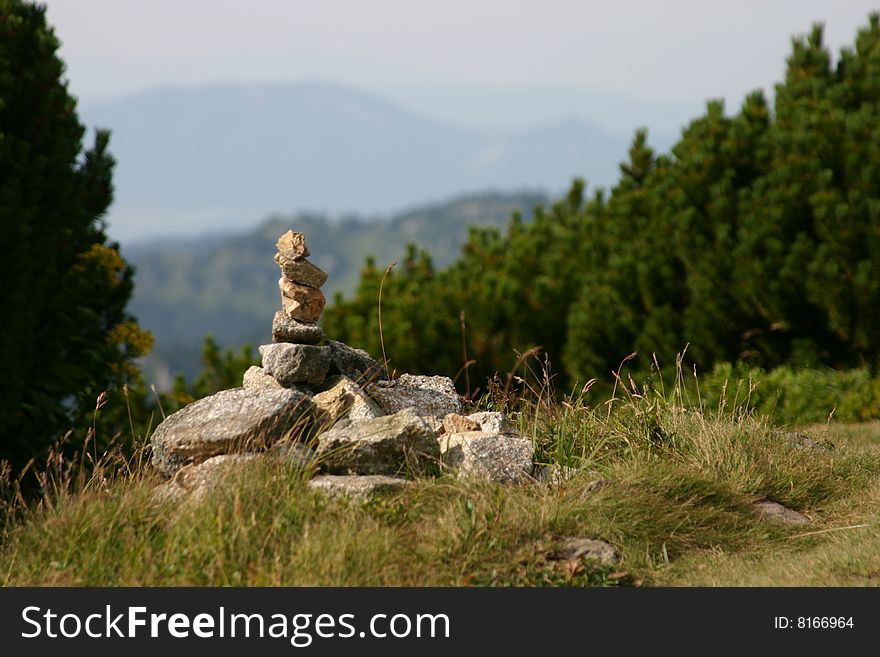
[313,376,384,427]
[276,230,310,260]
[155,454,259,502]
[276,255,328,289]
[550,537,619,566]
[754,500,810,525]
[150,387,314,476]
[260,343,331,387]
[242,365,283,392]
[327,340,386,382]
[271,311,326,345]
[315,408,440,476]
[368,374,462,417]
[308,475,410,501]
[280,278,326,322]
[775,431,831,452]
[439,431,533,483]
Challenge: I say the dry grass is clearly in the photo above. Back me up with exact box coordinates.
[2,370,880,586]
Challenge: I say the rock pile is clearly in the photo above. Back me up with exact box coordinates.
[151,230,536,502]
[256,230,332,388]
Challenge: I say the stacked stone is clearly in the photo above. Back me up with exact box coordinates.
[274,230,327,327]
[150,229,536,503]
[257,231,333,388]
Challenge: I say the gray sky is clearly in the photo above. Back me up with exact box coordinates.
[43,0,880,130]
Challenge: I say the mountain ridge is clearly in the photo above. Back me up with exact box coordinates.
[79,80,645,241]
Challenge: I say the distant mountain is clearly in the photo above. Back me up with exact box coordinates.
[80,81,632,241]
[126,191,547,386]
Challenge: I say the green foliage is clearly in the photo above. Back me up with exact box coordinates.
[169,336,258,407]
[327,14,880,393]
[694,363,880,426]
[0,1,152,467]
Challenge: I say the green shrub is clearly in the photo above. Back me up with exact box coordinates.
[693,363,880,425]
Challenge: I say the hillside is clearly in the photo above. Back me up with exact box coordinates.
[126,191,546,385]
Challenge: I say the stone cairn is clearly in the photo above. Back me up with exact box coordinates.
[258,230,333,389]
[150,231,537,503]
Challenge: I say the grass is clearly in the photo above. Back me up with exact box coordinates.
[2,373,880,586]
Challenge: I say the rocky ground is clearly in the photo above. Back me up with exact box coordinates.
[150,231,537,505]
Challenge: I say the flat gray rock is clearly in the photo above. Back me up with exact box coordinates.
[368,374,462,417]
[327,340,386,382]
[439,431,533,483]
[754,500,810,525]
[271,311,326,345]
[308,475,409,501]
[550,537,619,565]
[315,407,440,476]
[260,342,331,387]
[150,387,314,477]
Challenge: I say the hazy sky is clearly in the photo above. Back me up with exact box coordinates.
[35,0,880,242]
[43,0,880,129]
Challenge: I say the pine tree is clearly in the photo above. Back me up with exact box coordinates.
[0,0,152,467]
[328,13,880,392]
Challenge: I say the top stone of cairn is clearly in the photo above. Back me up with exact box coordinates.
[277,230,310,261]
[274,230,328,324]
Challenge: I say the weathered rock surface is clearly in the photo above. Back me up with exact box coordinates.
[368,374,462,417]
[276,256,328,288]
[151,388,314,477]
[260,343,331,387]
[271,311,326,345]
[269,440,317,470]
[157,454,259,502]
[242,365,283,392]
[276,230,310,260]
[534,464,582,485]
[327,340,385,382]
[439,431,533,483]
[308,475,410,501]
[442,413,481,434]
[280,278,326,322]
[550,537,619,566]
[313,376,384,426]
[399,373,461,399]
[754,500,810,525]
[440,411,515,435]
[467,411,514,434]
[775,431,831,452]
[315,408,440,475]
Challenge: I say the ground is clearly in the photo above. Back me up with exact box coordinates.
[2,397,879,587]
